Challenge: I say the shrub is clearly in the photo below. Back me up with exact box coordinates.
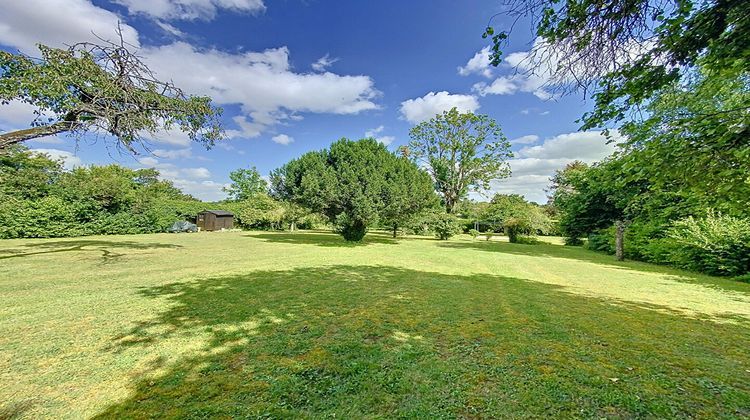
[564,236,584,246]
[667,212,750,277]
[334,213,368,241]
[515,236,541,245]
[468,228,480,239]
[485,231,494,241]
[432,213,461,240]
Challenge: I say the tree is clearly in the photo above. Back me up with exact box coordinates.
[271,138,436,241]
[223,167,267,201]
[483,194,551,243]
[0,34,223,150]
[408,108,512,213]
[483,0,749,129]
[381,156,439,238]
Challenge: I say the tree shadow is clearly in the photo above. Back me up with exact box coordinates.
[96,265,750,418]
[0,240,182,263]
[437,240,750,293]
[248,230,399,247]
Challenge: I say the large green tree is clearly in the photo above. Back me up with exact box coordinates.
[0,37,223,150]
[270,138,437,241]
[408,108,512,213]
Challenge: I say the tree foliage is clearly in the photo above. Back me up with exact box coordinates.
[408,108,512,213]
[484,0,749,128]
[0,36,223,150]
[271,138,437,241]
[223,167,268,201]
[483,194,552,243]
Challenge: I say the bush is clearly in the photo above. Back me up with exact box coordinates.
[468,228,480,239]
[485,231,494,241]
[515,236,541,245]
[667,212,750,277]
[564,236,584,246]
[432,213,461,240]
[334,213,368,241]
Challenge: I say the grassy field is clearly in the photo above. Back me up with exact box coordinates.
[2,230,750,418]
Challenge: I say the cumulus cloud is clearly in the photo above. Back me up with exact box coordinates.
[30,149,82,170]
[0,0,139,54]
[364,125,395,146]
[510,135,539,145]
[181,167,211,179]
[458,46,493,78]
[271,134,294,145]
[142,42,379,138]
[136,157,226,200]
[399,91,480,124]
[487,130,621,203]
[312,54,339,72]
[114,0,265,21]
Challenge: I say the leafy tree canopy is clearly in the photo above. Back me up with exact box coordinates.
[483,194,552,242]
[223,167,268,201]
[271,138,437,241]
[407,108,512,213]
[0,35,223,151]
[484,0,749,128]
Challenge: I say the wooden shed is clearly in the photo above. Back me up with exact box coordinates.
[197,210,234,231]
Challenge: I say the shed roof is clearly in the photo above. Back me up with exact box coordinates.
[202,210,234,216]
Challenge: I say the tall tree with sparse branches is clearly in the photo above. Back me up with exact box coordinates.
[0,29,224,151]
[408,108,512,213]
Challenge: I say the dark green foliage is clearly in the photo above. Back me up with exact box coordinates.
[271,138,437,241]
[0,146,205,238]
[432,213,461,240]
[468,228,480,239]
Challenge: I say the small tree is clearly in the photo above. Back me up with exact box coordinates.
[483,194,552,243]
[0,35,223,150]
[223,167,267,201]
[408,108,512,213]
[433,213,461,240]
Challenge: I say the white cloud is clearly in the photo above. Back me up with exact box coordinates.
[155,20,187,38]
[0,0,139,54]
[476,37,656,101]
[142,42,380,138]
[312,54,339,72]
[364,125,395,145]
[399,91,480,124]
[30,149,82,170]
[487,130,621,203]
[510,135,539,145]
[153,148,193,159]
[271,134,294,145]
[458,46,493,78]
[181,167,211,179]
[114,0,265,21]
[138,156,159,166]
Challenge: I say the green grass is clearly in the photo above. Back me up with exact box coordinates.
[1,230,749,418]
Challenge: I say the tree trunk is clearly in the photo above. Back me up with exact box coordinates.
[0,122,79,149]
[392,224,397,238]
[615,220,625,261]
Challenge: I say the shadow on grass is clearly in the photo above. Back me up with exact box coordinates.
[97,265,750,418]
[0,240,182,263]
[248,230,399,247]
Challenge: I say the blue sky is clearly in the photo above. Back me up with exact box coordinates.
[0,0,617,202]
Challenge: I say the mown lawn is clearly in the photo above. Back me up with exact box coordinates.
[1,230,749,418]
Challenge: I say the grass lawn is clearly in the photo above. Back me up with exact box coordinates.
[2,230,750,418]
